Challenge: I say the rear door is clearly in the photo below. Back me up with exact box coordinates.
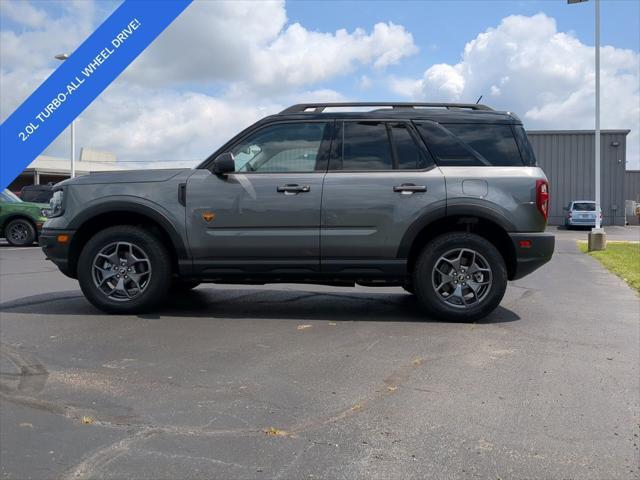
[186,121,332,276]
[320,120,446,276]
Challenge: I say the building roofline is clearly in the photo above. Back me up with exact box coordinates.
[527,129,631,135]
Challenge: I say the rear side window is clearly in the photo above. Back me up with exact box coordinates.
[416,122,524,167]
[442,124,523,166]
[415,122,484,167]
[341,122,393,170]
[512,125,537,166]
[390,124,430,170]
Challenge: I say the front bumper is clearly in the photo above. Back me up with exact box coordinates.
[508,232,555,280]
[39,228,76,278]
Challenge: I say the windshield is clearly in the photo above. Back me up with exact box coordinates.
[573,202,596,211]
[0,189,22,203]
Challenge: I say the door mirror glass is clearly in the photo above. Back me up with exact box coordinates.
[212,152,235,175]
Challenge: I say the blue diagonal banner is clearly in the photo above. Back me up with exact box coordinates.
[0,0,192,189]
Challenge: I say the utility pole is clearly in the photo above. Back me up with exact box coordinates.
[54,53,76,179]
[568,0,606,250]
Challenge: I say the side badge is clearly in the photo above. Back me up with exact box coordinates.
[202,211,216,223]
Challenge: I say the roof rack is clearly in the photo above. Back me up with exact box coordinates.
[279,102,494,114]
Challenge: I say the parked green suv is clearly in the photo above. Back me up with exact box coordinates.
[0,189,49,246]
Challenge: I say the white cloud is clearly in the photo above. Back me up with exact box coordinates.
[62,85,346,165]
[126,0,417,91]
[1,0,412,166]
[390,13,640,168]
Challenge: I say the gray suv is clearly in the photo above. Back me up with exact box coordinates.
[40,102,554,321]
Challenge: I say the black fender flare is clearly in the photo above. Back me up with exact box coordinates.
[68,198,189,260]
[397,200,515,259]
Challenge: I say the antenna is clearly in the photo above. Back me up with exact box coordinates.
[475,95,483,104]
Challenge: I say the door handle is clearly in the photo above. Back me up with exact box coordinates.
[277,184,311,194]
[393,183,427,194]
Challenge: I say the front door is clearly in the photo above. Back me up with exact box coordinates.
[321,120,446,276]
[186,121,332,276]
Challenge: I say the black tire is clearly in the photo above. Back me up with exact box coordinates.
[170,280,201,292]
[412,232,507,322]
[77,226,172,314]
[402,284,415,295]
[5,218,37,246]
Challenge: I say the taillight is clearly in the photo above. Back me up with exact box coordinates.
[536,179,549,221]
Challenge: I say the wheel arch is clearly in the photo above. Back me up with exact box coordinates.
[1,214,38,235]
[66,201,188,278]
[400,210,517,280]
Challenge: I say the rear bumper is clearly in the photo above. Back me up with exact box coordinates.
[508,232,555,280]
[566,218,597,227]
[39,228,76,278]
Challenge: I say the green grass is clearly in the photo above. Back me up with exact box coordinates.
[577,241,640,293]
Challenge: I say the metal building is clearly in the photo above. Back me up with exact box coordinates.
[527,130,630,226]
[625,170,640,202]
[624,169,640,225]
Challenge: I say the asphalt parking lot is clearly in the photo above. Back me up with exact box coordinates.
[1,228,638,479]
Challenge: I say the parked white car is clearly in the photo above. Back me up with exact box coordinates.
[564,201,602,228]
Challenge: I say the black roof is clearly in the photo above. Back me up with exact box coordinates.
[268,102,520,124]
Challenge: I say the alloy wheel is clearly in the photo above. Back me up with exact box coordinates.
[431,248,492,309]
[92,242,152,301]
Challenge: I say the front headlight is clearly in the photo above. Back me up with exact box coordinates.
[41,208,50,217]
[48,190,65,218]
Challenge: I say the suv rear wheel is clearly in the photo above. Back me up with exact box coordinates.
[77,226,172,314]
[413,232,507,322]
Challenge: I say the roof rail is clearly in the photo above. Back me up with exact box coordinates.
[279,102,494,114]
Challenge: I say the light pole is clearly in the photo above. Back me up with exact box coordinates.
[54,53,76,179]
[567,0,606,250]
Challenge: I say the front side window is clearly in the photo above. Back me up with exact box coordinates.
[341,122,393,170]
[232,122,329,173]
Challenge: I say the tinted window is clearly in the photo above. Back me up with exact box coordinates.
[415,122,483,167]
[341,122,392,170]
[1,189,21,203]
[512,125,537,166]
[232,122,328,173]
[573,202,596,211]
[21,187,53,203]
[391,124,430,170]
[443,124,523,166]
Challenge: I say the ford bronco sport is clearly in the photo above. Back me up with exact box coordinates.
[40,102,554,321]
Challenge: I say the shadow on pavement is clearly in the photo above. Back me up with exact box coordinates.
[0,287,520,325]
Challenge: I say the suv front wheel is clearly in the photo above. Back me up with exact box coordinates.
[413,232,507,322]
[77,226,172,314]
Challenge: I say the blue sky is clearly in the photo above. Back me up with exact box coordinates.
[1,0,638,167]
[285,0,640,101]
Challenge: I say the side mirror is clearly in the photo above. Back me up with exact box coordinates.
[212,152,235,176]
